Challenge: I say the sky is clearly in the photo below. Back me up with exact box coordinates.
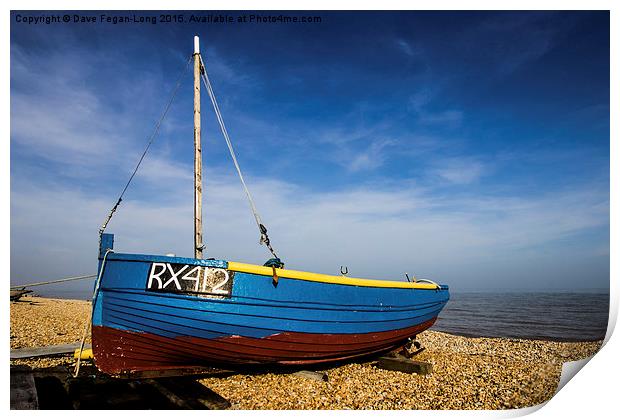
[10,11,610,296]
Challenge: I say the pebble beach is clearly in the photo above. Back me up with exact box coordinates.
[10,297,603,410]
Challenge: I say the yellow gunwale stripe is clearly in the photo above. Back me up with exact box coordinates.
[227,261,440,289]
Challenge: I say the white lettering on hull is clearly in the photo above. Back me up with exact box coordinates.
[146,262,234,298]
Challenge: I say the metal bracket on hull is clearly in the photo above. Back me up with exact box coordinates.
[99,233,115,258]
[397,337,425,358]
[271,266,279,287]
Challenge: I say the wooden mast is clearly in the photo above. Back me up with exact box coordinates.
[193,36,204,259]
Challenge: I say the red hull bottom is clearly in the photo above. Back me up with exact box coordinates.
[92,318,437,375]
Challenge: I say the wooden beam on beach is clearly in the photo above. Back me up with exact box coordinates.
[143,379,196,409]
[157,377,232,410]
[11,343,91,359]
[376,355,433,375]
[292,370,329,382]
[194,386,232,410]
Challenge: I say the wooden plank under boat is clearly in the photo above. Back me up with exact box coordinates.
[91,234,449,375]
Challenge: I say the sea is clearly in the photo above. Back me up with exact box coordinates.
[29,286,609,342]
[432,291,609,342]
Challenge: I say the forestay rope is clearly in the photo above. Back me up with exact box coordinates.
[98,55,193,242]
[198,54,282,263]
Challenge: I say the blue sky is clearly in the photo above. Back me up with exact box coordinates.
[10,11,609,295]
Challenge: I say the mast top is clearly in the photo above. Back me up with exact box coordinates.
[194,36,200,55]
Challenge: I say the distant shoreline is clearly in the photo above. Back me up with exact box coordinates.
[430,327,606,344]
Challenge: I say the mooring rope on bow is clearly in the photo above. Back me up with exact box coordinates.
[74,248,113,377]
[98,55,193,242]
[198,54,282,262]
[10,274,97,290]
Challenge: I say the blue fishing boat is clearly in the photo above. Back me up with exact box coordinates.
[90,37,449,375]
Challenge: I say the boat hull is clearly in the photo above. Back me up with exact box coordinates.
[91,318,437,373]
[92,235,449,375]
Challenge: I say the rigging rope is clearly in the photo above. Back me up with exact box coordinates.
[10,274,97,290]
[198,54,282,262]
[98,55,193,241]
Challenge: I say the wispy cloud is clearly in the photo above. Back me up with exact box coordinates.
[346,139,396,172]
[136,154,194,184]
[310,105,399,172]
[431,157,487,185]
[407,88,435,113]
[9,39,203,207]
[11,46,118,165]
[407,88,464,128]
[395,38,422,58]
